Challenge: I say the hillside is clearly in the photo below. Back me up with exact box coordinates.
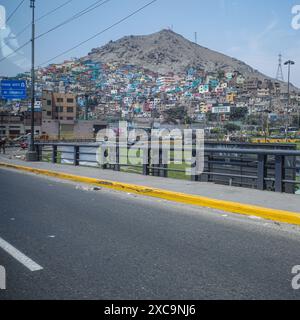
[86,29,272,81]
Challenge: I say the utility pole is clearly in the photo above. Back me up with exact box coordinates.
[26,0,37,161]
[85,93,89,120]
[284,60,295,141]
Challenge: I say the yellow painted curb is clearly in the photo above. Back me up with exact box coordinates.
[1,161,300,226]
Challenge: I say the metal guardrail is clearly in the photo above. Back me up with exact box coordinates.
[35,141,300,194]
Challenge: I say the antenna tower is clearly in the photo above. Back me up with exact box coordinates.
[276,54,284,81]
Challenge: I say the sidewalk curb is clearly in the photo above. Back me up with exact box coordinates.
[1,161,300,226]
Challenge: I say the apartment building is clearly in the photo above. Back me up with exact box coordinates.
[41,91,78,139]
[53,93,77,123]
[257,88,270,97]
[42,91,77,122]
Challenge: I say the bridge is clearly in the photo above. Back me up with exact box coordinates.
[0,143,300,299]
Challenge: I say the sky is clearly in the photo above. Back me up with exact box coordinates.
[0,0,300,86]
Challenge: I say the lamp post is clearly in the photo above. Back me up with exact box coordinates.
[85,93,89,121]
[26,0,38,161]
[284,60,295,142]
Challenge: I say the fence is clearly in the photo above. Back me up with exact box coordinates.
[35,141,300,194]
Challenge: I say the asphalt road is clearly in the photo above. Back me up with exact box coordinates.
[0,168,300,300]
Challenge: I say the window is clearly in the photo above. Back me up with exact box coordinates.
[9,130,20,135]
[47,100,51,106]
[56,106,63,112]
[67,117,73,121]
[47,111,51,116]
[67,107,73,113]
[67,98,74,103]
[57,98,64,103]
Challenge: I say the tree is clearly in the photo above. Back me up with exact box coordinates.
[246,115,260,126]
[224,123,241,133]
[162,106,188,124]
[230,107,248,121]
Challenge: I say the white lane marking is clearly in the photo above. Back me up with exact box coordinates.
[0,237,43,272]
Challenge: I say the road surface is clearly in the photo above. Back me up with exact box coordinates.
[0,168,300,300]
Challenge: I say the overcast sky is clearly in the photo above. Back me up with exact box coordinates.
[0,0,299,86]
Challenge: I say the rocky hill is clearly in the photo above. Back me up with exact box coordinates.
[87,29,270,79]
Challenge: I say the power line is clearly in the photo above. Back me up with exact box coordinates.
[36,0,112,41]
[6,0,26,23]
[0,40,31,64]
[39,0,158,67]
[0,0,112,64]
[15,0,74,39]
[0,0,74,54]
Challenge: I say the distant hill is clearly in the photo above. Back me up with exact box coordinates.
[85,29,297,90]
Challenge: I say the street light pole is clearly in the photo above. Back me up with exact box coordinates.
[85,93,89,121]
[284,60,295,142]
[26,0,38,161]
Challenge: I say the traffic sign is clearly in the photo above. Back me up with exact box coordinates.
[0,80,27,100]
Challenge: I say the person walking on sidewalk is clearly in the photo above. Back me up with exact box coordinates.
[0,137,7,154]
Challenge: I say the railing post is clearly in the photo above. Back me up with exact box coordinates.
[191,136,198,182]
[207,153,212,182]
[52,145,57,163]
[143,137,150,176]
[74,145,79,166]
[35,144,42,161]
[200,154,210,182]
[114,136,120,171]
[159,136,167,177]
[275,155,284,193]
[152,138,159,177]
[257,154,266,190]
[100,143,107,170]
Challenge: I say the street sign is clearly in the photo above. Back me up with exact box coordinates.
[212,105,231,114]
[0,80,27,100]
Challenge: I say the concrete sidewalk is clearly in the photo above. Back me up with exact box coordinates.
[1,153,299,214]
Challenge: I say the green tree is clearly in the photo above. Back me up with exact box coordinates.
[224,123,241,133]
[230,107,248,121]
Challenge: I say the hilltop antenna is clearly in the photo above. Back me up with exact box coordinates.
[194,32,198,44]
[276,53,284,81]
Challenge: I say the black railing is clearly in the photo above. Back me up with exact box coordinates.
[35,141,300,194]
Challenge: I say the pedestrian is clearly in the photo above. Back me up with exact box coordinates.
[0,137,6,154]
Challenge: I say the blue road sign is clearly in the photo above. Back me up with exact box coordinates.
[0,80,27,100]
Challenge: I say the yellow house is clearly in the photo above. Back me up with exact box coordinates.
[200,103,211,113]
[226,92,237,103]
